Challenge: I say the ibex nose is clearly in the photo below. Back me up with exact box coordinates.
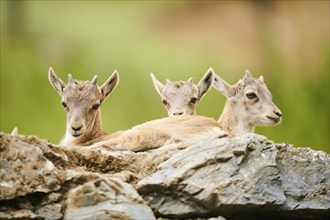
[173,112,184,116]
[71,125,82,132]
[274,110,282,117]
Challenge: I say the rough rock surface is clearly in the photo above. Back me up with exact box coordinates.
[138,135,285,218]
[0,132,329,220]
[138,134,330,219]
[65,177,155,220]
[0,135,66,200]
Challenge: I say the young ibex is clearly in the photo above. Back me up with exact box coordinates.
[91,114,226,151]
[214,70,282,135]
[91,69,281,152]
[48,67,119,146]
[151,68,214,116]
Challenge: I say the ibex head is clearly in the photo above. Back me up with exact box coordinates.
[214,70,282,134]
[48,67,119,145]
[151,68,214,116]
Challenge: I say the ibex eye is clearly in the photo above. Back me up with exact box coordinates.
[162,100,168,106]
[190,98,198,104]
[62,102,67,108]
[246,92,257,99]
[92,104,100,110]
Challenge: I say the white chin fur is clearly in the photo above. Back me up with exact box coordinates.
[60,131,78,146]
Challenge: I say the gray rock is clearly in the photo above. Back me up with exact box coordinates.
[35,203,63,220]
[276,143,330,215]
[64,177,156,220]
[0,209,41,220]
[208,217,226,220]
[1,132,329,220]
[138,134,330,219]
[0,134,66,200]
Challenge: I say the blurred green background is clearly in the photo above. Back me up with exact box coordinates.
[1,1,329,153]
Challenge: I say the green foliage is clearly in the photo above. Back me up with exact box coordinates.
[1,1,329,153]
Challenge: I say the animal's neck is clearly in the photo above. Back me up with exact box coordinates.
[79,111,105,145]
[61,110,105,146]
[218,100,254,136]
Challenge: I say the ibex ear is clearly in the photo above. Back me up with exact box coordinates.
[197,67,214,100]
[100,70,119,101]
[48,67,66,95]
[151,73,165,97]
[258,75,264,82]
[213,73,233,99]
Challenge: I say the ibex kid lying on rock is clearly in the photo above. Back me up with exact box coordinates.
[91,70,282,151]
[48,67,119,146]
[151,68,214,116]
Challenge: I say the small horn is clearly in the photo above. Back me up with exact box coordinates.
[188,77,193,83]
[68,74,74,83]
[91,75,98,85]
[259,75,264,82]
[166,79,172,85]
[244,70,252,79]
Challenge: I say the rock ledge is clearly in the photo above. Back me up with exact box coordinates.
[0,133,329,219]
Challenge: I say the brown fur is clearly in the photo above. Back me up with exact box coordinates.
[91,115,226,151]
